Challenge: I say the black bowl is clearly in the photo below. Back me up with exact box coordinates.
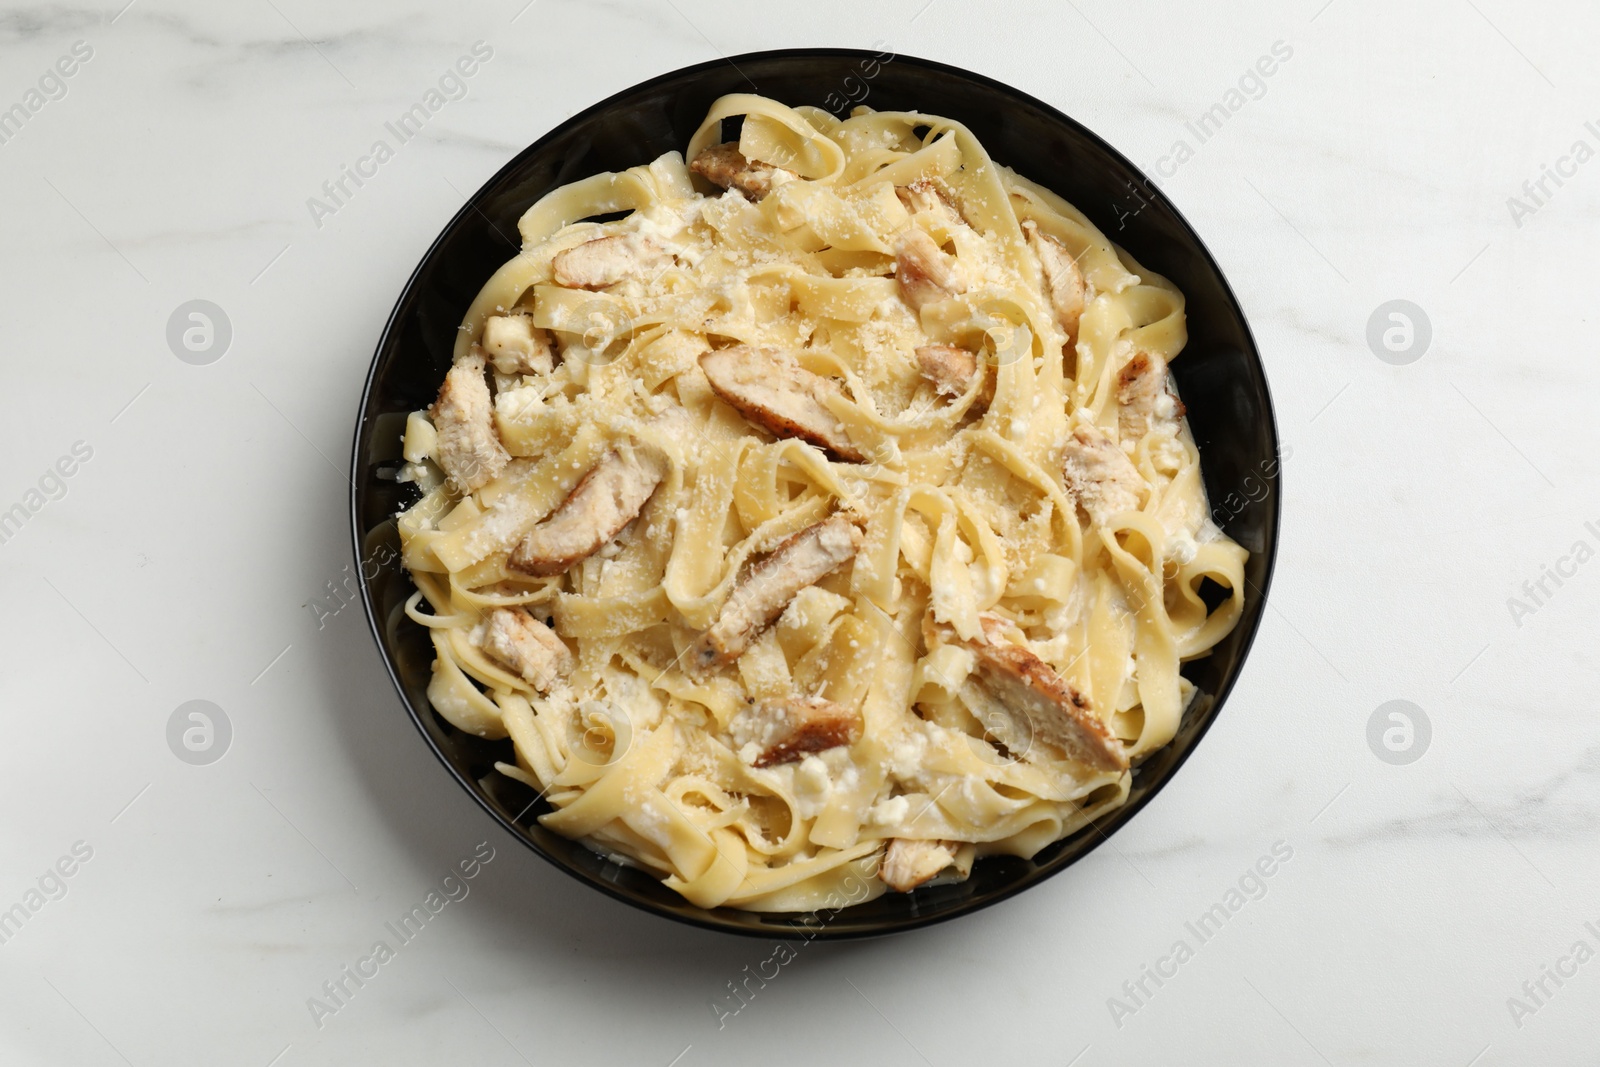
[351,48,1279,939]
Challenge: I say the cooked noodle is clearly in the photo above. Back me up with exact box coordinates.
[394,94,1247,910]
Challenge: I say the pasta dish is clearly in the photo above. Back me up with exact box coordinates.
[393,93,1247,911]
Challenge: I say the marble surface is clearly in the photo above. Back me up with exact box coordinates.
[2,0,1596,1063]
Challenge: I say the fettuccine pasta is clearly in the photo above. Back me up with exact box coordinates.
[394,94,1247,911]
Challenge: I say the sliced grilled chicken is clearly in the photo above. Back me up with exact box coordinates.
[1023,220,1085,348]
[431,348,510,493]
[960,615,1127,772]
[552,233,673,291]
[689,141,792,202]
[699,345,865,462]
[482,313,555,376]
[508,445,666,576]
[1060,423,1144,525]
[894,228,966,312]
[1116,351,1186,443]
[689,517,862,673]
[895,177,967,228]
[729,696,862,767]
[914,344,980,397]
[476,607,573,690]
[880,838,958,892]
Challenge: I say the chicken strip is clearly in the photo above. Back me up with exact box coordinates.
[894,228,966,312]
[1116,351,1186,443]
[699,345,865,462]
[482,312,555,376]
[960,615,1127,772]
[895,177,967,228]
[476,607,573,691]
[880,838,959,893]
[689,517,863,673]
[1060,423,1144,525]
[1023,220,1085,348]
[729,696,862,767]
[552,233,673,291]
[431,348,509,493]
[508,445,666,576]
[914,344,980,397]
[689,142,793,202]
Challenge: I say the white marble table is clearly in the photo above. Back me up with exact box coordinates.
[1,0,1594,1063]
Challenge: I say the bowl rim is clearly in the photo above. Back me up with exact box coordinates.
[350,45,1280,940]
